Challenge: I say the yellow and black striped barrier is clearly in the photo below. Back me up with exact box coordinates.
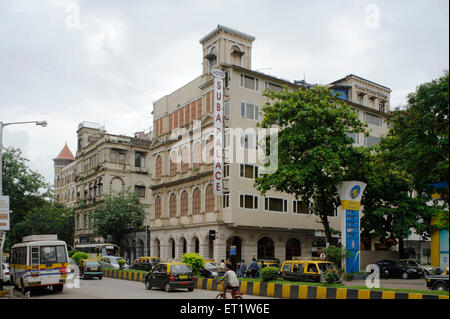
[103,270,448,300]
[104,269,145,282]
[196,277,449,300]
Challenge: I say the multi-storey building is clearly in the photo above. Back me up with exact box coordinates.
[148,25,391,263]
[54,121,153,260]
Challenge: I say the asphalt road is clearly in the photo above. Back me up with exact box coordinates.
[343,278,428,291]
[8,277,274,299]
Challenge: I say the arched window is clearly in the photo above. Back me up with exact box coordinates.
[180,191,189,216]
[286,238,301,260]
[169,193,177,218]
[205,184,214,213]
[192,188,201,214]
[205,135,214,164]
[181,147,189,173]
[193,143,201,168]
[170,152,178,176]
[155,155,162,179]
[155,196,161,219]
[257,237,274,259]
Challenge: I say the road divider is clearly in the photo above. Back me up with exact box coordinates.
[103,269,449,300]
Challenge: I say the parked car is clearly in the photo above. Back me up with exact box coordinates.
[2,263,10,284]
[78,259,103,280]
[131,257,161,271]
[425,273,449,291]
[200,261,219,278]
[280,259,340,283]
[144,262,195,292]
[400,259,436,276]
[376,259,424,279]
[99,256,129,270]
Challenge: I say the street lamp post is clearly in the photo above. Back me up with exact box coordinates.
[0,120,47,288]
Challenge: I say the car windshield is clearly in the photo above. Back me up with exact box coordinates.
[317,263,336,273]
[109,257,125,264]
[40,245,67,264]
[171,264,192,274]
[205,262,217,270]
[86,261,100,267]
[398,261,409,266]
[406,260,418,267]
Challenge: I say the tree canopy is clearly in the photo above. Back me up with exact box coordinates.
[92,190,145,245]
[255,85,368,243]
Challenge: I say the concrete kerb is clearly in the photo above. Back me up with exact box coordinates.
[103,269,449,300]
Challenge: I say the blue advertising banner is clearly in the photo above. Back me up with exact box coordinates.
[345,209,360,273]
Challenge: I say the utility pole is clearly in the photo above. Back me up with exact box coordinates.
[0,120,47,288]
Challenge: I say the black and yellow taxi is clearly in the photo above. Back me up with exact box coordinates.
[280,258,338,283]
[257,260,279,269]
[144,262,195,292]
[78,258,103,280]
[132,256,161,271]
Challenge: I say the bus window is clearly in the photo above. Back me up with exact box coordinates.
[40,246,67,264]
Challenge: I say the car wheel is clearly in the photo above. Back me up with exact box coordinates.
[188,288,194,292]
[165,282,172,292]
[145,280,152,290]
[402,272,408,279]
[433,283,448,291]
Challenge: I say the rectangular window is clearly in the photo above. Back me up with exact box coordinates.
[241,74,259,90]
[365,112,382,127]
[135,151,146,168]
[293,200,311,214]
[240,102,259,120]
[264,197,288,212]
[224,100,230,117]
[223,192,230,208]
[134,185,146,198]
[239,194,258,209]
[347,132,359,144]
[240,133,258,149]
[239,164,258,179]
[365,136,381,147]
[265,82,282,92]
[40,245,67,264]
[224,163,230,178]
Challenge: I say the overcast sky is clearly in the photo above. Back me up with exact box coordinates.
[0,0,448,185]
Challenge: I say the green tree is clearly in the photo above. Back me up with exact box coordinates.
[14,203,74,246]
[1,147,52,247]
[360,148,437,257]
[255,85,368,244]
[92,190,145,245]
[373,72,449,236]
[181,252,204,276]
[385,72,449,199]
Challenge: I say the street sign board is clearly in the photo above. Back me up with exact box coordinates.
[0,196,10,231]
[338,181,366,274]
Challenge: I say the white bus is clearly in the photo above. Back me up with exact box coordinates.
[74,243,120,259]
[9,234,69,294]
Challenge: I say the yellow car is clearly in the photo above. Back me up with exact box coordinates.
[280,259,339,283]
[78,258,103,280]
[144,262,195,292]
[132,257,161,271]
[257,260,279,269]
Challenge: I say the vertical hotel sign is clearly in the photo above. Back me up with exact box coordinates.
[0,196,10,231]
[338,181,366,274]
[212,69,225,195]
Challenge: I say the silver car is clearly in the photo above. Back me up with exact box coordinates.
[99,256,129,270]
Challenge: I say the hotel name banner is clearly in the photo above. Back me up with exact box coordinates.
[212,69,225,195]
[338,181,366,274]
